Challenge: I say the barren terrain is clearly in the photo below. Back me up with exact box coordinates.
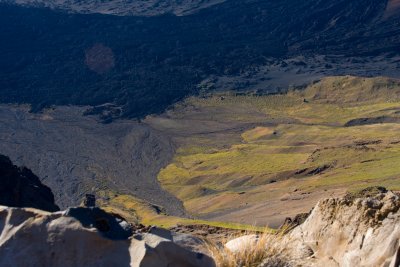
[0,105,185,216]
[2,76,400,228]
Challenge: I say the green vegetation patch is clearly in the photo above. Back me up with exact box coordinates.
[154,76,400,219]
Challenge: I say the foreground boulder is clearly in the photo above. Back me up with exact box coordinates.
[131,233,214,267]
[223,188,400,267]
[0,206,215,267]
[225,235,259,253]
[281,188,400,266]
[0,154,59,212]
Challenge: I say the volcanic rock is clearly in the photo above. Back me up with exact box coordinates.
[0,154,59,212]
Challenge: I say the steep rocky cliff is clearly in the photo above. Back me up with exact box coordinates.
[0,154,59,212]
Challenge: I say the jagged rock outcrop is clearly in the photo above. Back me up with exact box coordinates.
[0,154,59,212]
[224,188,400,266]
[281,188,400,266]
[0,206,215,267]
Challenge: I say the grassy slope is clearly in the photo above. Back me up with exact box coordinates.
[98,190,265,230]
[155,76,400,223]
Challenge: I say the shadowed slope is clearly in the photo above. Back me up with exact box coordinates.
[0,155,59,212]
[0,1,399,118]
[4,0,227,16]
[385,0,400,18]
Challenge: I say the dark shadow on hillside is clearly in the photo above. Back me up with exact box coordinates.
[65,207,133,240]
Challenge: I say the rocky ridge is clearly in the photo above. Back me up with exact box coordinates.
[0,154,59,212]
[282,188,400,266]
[222,188,400,266]
[1,184,400,266]
[0,206,215,267]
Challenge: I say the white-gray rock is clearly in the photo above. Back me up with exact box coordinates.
[131,233,214,267]
[225,234,259,253]
[0,206,215,267]
[172,232,208,254]
[280,190,400,267]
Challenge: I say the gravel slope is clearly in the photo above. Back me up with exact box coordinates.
[0,105,186,216]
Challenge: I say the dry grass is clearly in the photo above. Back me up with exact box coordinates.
[99,190,268,230]
[206,229,290,267]
[153,76,400,222]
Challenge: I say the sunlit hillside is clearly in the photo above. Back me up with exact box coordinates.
[151,76,400,226]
